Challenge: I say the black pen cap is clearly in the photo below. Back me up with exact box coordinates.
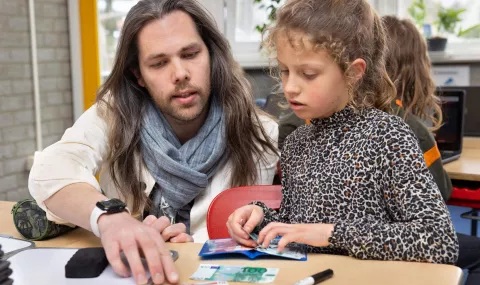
[312,269,334,283]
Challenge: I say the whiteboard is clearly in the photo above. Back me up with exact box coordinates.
[8,248,151,285]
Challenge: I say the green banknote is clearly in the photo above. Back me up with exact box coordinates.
[190,264,279,283]
[149,280,229,285]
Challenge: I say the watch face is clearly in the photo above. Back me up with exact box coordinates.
[96,198,126,213]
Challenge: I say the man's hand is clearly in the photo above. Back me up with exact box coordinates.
[142,215,194,243]
[98,212,179,285]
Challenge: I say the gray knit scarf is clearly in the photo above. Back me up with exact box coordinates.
[140,97,226,233]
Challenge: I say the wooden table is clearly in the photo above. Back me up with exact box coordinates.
[444,137,480,182]
[0,201,463,285]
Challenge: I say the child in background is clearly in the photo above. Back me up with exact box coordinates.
[227,0,459,264]
[383,16,450,201]
[383,15,480,284]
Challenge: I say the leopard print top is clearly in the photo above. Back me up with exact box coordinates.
[255,107,459,264]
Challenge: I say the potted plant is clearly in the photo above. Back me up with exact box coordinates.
[430,6,464,51]
[408,0,480,52]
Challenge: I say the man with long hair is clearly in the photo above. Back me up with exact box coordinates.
[28,0,278,283]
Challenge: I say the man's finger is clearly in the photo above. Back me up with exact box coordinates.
[153,238,179,284]
[150,216,171,235]
[170,233,194,243]
[137,230,165,284]
[162,223,187,241]
[142,215,157,226]
[120,236,148,285]
[103,240,130,278]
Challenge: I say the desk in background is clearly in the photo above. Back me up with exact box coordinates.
[444,137,480,182]
[0,201,463,285]
[445,137,480,235]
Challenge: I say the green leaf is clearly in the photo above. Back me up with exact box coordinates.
[436,6,466,35]
[269,7,277,21]
[408,0,427,27]
[458,23,480,37]
[255,23,267,34]
[254,0,282,35]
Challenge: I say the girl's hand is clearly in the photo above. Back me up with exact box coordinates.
[258,223,335,251]
[226,205,264,248]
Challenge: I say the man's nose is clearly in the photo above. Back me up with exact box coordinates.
[171,59,190,84]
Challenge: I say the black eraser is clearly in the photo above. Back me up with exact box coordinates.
[65,247,109,278]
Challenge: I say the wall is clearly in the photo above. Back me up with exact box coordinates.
[0,0,73,201]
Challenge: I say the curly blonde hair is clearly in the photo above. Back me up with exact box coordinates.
[383,16,443,131]
[263,0,396,113]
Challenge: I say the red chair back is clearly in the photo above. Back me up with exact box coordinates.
[206,185,282,239]
[447,186,480,208]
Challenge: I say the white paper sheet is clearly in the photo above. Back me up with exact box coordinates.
[9,248,150,285]
[0,236,34,255]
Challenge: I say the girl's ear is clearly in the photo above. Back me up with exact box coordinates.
[349,58,366,83]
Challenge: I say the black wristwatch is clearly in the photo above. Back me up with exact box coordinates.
[90,198,130,237]
[96,198,127,213]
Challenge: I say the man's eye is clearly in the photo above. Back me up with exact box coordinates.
[183,51,199,59]
[151,61,167,68]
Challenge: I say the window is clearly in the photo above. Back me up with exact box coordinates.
[97,0,139,81]
[96,0,226,76]
[225,0,285,67]
[226,0,480,67]
[376,0,480,56]
[397,0,480,58]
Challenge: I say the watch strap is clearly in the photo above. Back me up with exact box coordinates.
[89,201,130,238]
[90,206,106,238]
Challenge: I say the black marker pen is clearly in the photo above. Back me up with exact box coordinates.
[293,269,334,285]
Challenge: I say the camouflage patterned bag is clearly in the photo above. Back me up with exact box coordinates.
[11,199,76,241]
